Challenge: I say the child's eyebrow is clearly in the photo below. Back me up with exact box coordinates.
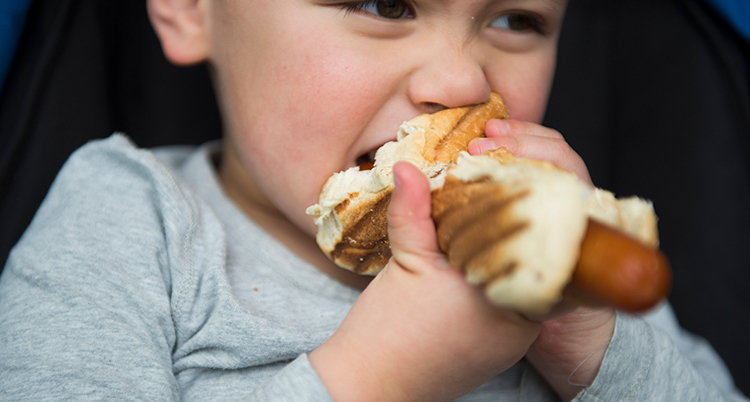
[521,0,567,12]
[522,0,568,17]
[426,0,566,7]
[545,0,567,12]
[479,0,568,13]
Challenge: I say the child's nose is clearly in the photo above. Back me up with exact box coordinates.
[407,42,491,111]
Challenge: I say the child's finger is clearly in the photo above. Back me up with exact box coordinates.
[485,119,563,139]
[469,119,564,156]
[468,120,593,186]
[387,161,450,272]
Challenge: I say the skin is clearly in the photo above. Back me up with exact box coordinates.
[148,0,615,400]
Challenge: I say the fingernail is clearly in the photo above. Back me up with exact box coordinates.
[494,120,510,135]
[472,138,492,155]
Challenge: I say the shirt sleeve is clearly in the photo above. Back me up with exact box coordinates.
[251,354,333,402]
[0,136,182,401]
[574,303,748,401]
[0,135,339,402]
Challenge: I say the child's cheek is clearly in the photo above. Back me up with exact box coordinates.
[284,63,370,125]
[487,53,556,123]
[502,85,550,124]
[246,47,387,209]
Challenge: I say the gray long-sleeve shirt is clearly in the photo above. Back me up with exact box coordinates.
[0,134,745,401]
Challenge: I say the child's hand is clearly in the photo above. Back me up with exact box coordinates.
[469,119,594,187]
[470,119,616,401]
[309,162,541,402]
[527,306,615,401]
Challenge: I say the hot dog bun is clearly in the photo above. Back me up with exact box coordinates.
[306,93,508,274]
[431,148,667,315]
[306,94,671,315]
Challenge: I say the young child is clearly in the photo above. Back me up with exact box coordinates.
[0,0,745,400]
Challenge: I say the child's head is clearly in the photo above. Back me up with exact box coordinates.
[148,0,567,240]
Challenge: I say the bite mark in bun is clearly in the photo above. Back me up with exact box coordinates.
[306,93,508,274]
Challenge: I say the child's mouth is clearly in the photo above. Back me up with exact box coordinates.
[355,150,377,171]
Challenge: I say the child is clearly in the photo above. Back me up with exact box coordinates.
[0,0,745,400]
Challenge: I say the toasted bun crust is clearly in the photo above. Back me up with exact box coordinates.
[432,148,657,315]
[307,95,660,314]
[306,93,508,274]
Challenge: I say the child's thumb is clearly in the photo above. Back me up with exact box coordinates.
[387,162,448,272]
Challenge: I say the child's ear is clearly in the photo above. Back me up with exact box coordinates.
[147,0,210,65]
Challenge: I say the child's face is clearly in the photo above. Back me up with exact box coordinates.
[207,0,567,238]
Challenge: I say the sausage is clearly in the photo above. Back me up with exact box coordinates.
[565,219,672,312]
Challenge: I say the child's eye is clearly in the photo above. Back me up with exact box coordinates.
[341,0,415,20]
[489,13,546,34]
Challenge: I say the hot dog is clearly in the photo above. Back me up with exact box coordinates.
[567,219,671,312]
[306,93,672,315]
